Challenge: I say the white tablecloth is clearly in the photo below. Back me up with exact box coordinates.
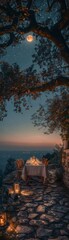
[22,164,47,182]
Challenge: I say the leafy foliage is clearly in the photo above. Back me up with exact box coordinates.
[0,0,69,138]
[42,147,62,165]
[0,62,41,120]
[4,158,16,176]
[0,0,69,63]
[32,90,69,137]
[0,61,69,120]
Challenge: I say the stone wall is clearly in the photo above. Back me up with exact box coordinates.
[62,149,69,188]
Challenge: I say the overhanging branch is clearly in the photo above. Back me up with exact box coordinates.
[28,77,69,94]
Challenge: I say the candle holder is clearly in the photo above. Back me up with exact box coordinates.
[0,206,7,236]
[8,183,20,195]
[0,212,7,227]
[14,183,20,194]
[8,187,14,195]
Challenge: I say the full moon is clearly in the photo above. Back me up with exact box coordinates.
[26,35,34,42]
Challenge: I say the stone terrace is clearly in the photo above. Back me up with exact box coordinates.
[0,176,69,240]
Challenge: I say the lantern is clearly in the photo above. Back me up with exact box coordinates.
[14,183,20,194]
[16,159,24,179]
[0,212,7,227]
[8,187,14,195]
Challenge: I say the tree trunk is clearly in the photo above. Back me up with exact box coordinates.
[63,139,69,149]
[62,131,69,149]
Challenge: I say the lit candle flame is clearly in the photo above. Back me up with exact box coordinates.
[0,213,6,226]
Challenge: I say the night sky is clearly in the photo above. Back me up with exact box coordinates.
[0,33,62,150]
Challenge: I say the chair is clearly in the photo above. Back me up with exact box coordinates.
[16,159,24,179]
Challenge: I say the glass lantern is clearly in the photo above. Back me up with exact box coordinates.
[0,210,7,227]
[14,183,20,194]
[8,187,14,195]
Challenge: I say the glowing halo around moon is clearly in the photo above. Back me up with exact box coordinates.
[26,35,34,42]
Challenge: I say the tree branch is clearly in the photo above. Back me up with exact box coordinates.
[28,77,69,94]
[33,26,69,63]
[0,2,69,63]
[54,10,69,30]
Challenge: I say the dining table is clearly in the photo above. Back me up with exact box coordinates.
[21,163,47,183]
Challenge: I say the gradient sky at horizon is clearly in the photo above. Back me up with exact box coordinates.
[0,33,62,150]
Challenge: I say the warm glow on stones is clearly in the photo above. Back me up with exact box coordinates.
[26,35,34,42]
[21,190,33,196]
[7,222,15,233]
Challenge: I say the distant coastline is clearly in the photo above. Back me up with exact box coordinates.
[0,145,54,151]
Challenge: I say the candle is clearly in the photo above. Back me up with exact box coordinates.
[8,187,14,195]
[14,183,20,194]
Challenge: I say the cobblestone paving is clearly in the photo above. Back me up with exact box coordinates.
[1,178,69,240]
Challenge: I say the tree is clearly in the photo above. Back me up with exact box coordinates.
[0,0,69,63]
[32,90,69,139]
[0,0,69,131]
[0,61,69,120]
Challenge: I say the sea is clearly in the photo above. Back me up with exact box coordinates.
[0,147,54,172]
